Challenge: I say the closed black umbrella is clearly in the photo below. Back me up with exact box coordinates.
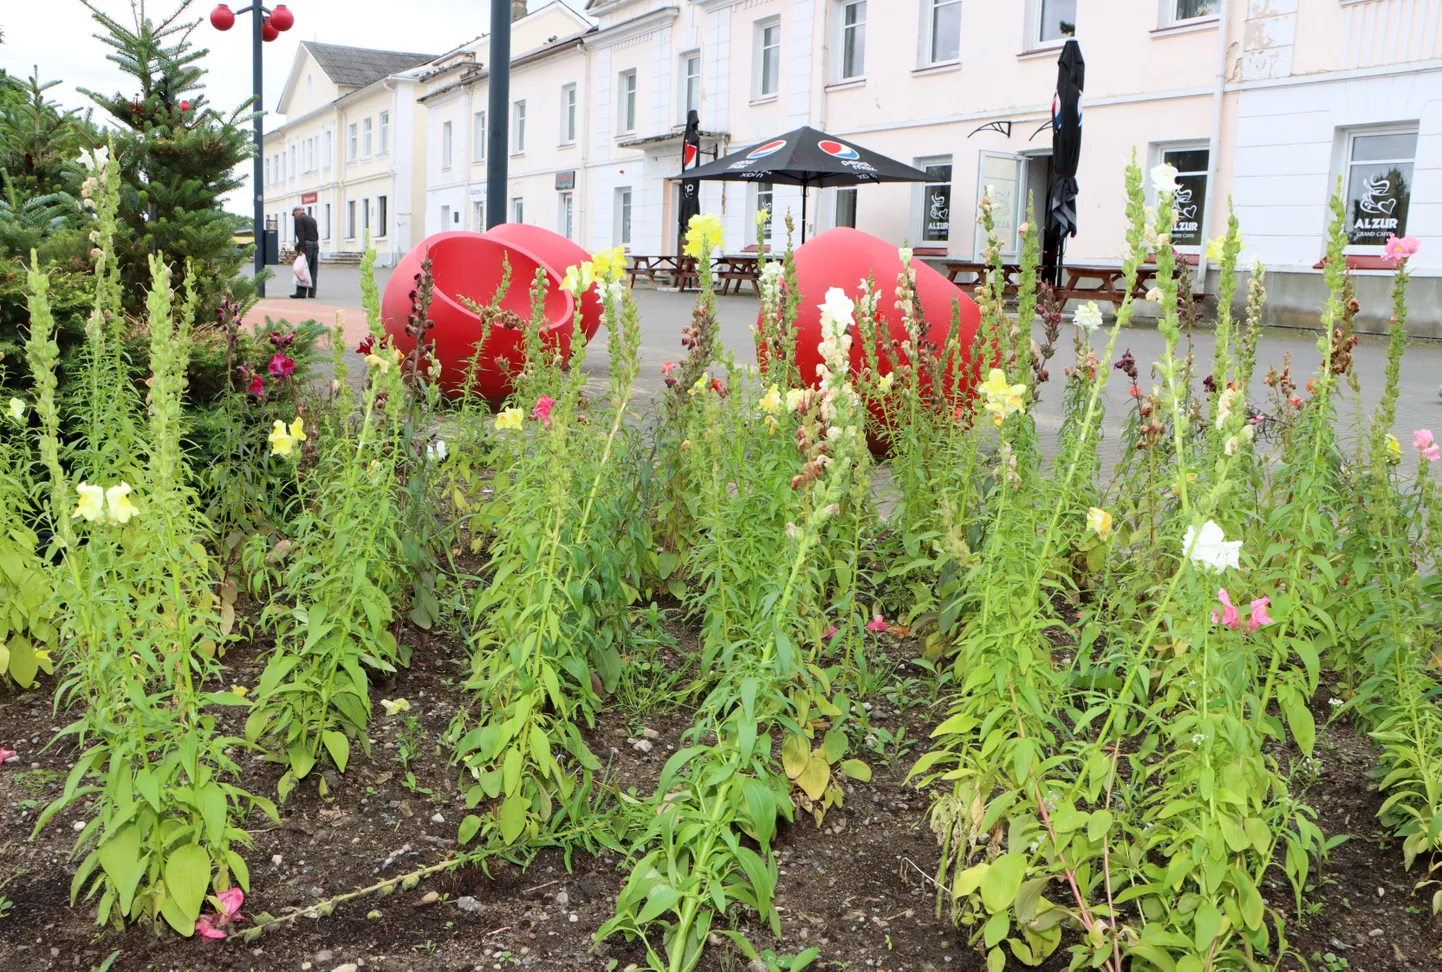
[679,125,931,242]
[677,110,703,250]
[1044,39,1084,286]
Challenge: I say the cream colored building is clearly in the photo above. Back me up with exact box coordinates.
[261,42,437,266]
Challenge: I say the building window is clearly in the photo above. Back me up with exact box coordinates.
[835,187,857,228]
[917,157,952,242]
[615,188,632,245]
[473,110,487,162]
[322,129,332,168]
[924,0,961,65]
[289,144,296,179]
[513,100,526,154]
[755,19,781,98]
[441,203,450,231]
[558,191,574,239]
[1343,128,1416,247]
[379,110,390,154]
[362,197,371,238]
[347,123,358,161]
[346,200,356,239]
[323,203,331,240]
[362,116,373,157]
[512,196,525,224]
[1167,0,1218,25]
[1156,146,1208,247]
[1030,0,1077,47]
[756,182,774,239]
[264,157,271,185]
[377,195,388,238]
[561,84,577,143]
[618,70,637,133]
[442,121,453,168]
[681,52,701,117]
[473,200,484,230]
[840,2,866,79]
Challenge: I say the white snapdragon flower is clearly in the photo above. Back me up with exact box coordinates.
[1073,301,1102,332]
[1150,163,1179,195]
[1183,519,1242,573]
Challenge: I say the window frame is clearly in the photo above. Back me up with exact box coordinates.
[323,202,331,241]
[1337,125,1418,252]
[473,110,487,163]
[346,199,356,239]
[362,196,370,236]
[361,116,373,158]
[322,129,332,169]
[561,83,578,144]
[377,195,387,239]
[920,0,962,67]
[289,144,297,180]
[838,1,867,80]
[680,51,702,120]
[913,154,954,245]
[442,120,453,169]
[834,186,858,229]
[1024,0,1076,52]
[755,181,775,240]
[347,123,357,162]
[558,191,574,239]
[754,17,781,100]
[512,100,527,155]
[378,110,390,155]
[511,196,525,224]
[618,70,638,134]
[615,187,633,246]
[1148,141,1211,250]
[264,157,271,185]
[1158,0,1220,29]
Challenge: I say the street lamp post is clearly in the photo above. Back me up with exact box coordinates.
[209,2,295,298]
[484,0,511,229]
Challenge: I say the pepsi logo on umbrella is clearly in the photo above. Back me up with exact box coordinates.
[818,139,860,160]
[748,138,788,160]
[684,143,698,168]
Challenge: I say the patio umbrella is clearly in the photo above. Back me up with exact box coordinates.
[678,126,931,242]
[1044,39,1085,286]
[678,110,703,248]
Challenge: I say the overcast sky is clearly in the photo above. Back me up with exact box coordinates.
[2,0,586,211]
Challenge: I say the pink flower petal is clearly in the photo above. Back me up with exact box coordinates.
[0,746,18,764]
[195,916,226,940]
[1247,597,1273,634]
[216,887,245,919]
[823,624,838,640]
[865,614,887,633]
[1216,589,1240,630]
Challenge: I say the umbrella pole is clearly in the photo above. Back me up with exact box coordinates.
[801,185,808,244]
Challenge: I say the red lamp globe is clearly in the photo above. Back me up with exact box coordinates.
[261,18,279,41]
[269,4,294,31]
[209,3,235,30]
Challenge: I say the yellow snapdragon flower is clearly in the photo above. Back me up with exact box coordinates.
[106,483,139,524]
[72,482,105,522]
[979,368,1028,426]
[1086,507,1113,542]
[758,384,781,415]
[684,213,724,259]
[592,246,628,284]
[561,261,595,296]
[495,407,523,430]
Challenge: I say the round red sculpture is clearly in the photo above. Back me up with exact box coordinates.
[763,227,983,439]
[383,230,599,404]
[209,4,235,30]
[482,223,604,348]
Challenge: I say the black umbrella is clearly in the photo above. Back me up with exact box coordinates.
[1044,39,1084,286]
[678,110,703,251]
[679,125,931,242]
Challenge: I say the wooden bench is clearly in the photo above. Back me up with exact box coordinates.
[940,260,1211,309]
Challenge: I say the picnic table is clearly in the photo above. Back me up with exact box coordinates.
[939,259,1210,309]
[625,254,763,295]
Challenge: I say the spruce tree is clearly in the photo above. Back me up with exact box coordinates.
[78,0,257,312]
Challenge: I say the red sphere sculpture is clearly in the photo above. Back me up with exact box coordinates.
[764,227,984,438]
[482,223,604,350]
[382,231,600,404]
[261,18,279,41]
[269,4,294,31]
[209,4,235,30]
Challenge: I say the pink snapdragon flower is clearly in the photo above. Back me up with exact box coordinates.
[1415,429,1439,462]
[1247,597,1273,634]
[823,624,838,640]
[0,746,18,764]
[1381,235,1421,266]
[194,887,244,940]
[268,353,295,378]
[247,375,264,396]
[1211,589,1240,630]
[865,614,887,633]
[531,395,555,428]
[661,361,678,377]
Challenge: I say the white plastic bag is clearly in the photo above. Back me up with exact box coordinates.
[293,252,312,288]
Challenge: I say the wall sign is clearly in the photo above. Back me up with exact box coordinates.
[555,170,576,191]
[301,191,318,205]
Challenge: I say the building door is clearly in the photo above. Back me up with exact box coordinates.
[975,152,1024,257]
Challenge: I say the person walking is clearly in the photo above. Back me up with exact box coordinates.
[290,206,319,299]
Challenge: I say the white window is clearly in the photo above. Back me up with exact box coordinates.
[558,191,574,239]
[512,100,526,154]
[289,144,296,179]
[473,110,486,162]
[362,116,373,157]
[618,70,637,133]
[1027,0,1076,49]
[440,203,450,231]
[473,200,484,230]
[756,182,774,239]
[264,157,271,185]
[1341,128,1417,248]
[681,52,701,118]
[442,121,453,168]
[379,111,390,154]
[323,202,331,240]
[322,129,332,168]
[915,156,952,243]
[346,199,356,238]
[839,2,866,79]
[923,0,961,64]
[561,84,577,143]
[362,196,370,236]
[511,196,525,223]
[754,19,781,98]
[975,153,1022,254]
[347,123,358,161]
[378,195,388,238]
[835,187,857,228]
[615,188,632,245]
[1153,145,1209,247]
[1162,0,1219,27]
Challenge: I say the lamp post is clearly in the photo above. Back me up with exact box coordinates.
[484,0,511,229]
[210,2,295,298]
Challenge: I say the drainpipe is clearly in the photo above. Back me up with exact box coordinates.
[815,0,831,237]
[1194,0,1230,297]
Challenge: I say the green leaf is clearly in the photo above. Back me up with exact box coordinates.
[1193,899,1223,953]
[822,729,847,764]
[457,814,482,847]
[980,854,1025,913]
[987,945,1006,972]
[322,731,350,773]
[164,844,212,924]
[781,733,809,779]
[197,784,228,846]
[498,796,527,844]
[502,746,522,796]
[839,759,871,782]
[1283,696,1315,756]
[796,756,831,802]
[97,823,144,917]
[6,635,37,688]
[159,895,194,936]
[1087,809,1114,842]
[288,741,316,780]
[983,910,1009,948]
[1234,869,1264,930]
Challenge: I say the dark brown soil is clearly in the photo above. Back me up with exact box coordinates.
[2,622,1439,972]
